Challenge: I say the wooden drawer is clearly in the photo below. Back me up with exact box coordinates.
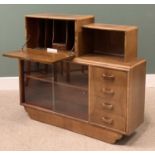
[90,109,126,132]
[93,96,125,117]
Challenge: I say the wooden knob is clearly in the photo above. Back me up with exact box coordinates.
[101,116,113,125]
[102,73,115,80]
[102,102,113,110]
[102,88,115,95]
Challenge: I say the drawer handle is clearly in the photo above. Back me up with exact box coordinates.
[101,116,113,125]
[102,102,113,110]
[102,73,115,80]
[102,88,115,95]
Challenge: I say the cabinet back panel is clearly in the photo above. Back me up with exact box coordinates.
[82,29,94,54]
[26,18,40,48]
[52,20,75,50]
[38,19,46,48]
[66,21,75,50]
[44,20,53,48]
[26,18,48,48]
[94,30,125,56]
[53,20,67,44]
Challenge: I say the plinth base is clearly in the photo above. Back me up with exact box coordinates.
[24,104,123,144]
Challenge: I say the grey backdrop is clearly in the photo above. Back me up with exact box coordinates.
[0,4,155,76]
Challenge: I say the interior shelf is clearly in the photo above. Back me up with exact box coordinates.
[25,71,88,91]
[25,72,54,83]
[73,54,124,65]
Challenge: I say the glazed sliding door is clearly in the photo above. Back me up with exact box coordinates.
[53,61,88,120]
[24,61,54,110]
[22,60,89,121]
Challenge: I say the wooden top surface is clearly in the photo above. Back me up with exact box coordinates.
[3,49,145,70]
[73,54,145,71]
[83,23,138,31]
[25,13,94,20]
[3,48,75,64]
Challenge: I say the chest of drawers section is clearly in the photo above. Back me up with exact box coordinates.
[89,60,146,134]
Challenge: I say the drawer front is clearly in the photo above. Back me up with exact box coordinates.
[90,109,126,131]
[89,66,127,131]
[93,96,125,117]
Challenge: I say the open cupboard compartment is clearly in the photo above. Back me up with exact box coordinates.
[82,23,138,61]
[26,17,75,51]
[23,60,88,120]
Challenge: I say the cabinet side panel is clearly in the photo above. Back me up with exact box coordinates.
[75,18,94,56]
[125,29,138,61]
[126,61,146,134]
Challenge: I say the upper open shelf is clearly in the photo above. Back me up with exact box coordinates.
[82,23,138,62]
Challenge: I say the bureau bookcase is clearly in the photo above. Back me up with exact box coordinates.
[4,13,146,143]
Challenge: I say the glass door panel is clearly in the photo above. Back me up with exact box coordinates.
[53,61,88,120]
[24,61,54,110]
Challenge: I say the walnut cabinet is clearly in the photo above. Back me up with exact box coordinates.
[3,13,146,143]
